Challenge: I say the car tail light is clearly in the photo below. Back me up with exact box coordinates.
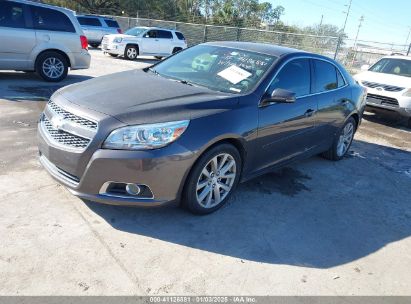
[117,28,122,34]
[80,35,88,50]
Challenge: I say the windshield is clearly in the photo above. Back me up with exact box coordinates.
[150,45,277,94]
[124,27,146,37]
[369,58,411,77]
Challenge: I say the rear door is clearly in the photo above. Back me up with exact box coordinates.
[77,17,103,43]
[255,58,319,171]
[312,59,351,143]
[0,1,36,70]
[156,30,174,54]
[29,6,79,53]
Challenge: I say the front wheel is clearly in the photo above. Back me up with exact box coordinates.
[183,144,242,215]
[124,45,138,60]
[322,117,356,161]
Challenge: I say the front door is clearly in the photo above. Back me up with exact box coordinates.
[141,30,161,55]
[255,58,319,172]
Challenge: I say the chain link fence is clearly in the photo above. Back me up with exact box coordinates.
[110,16,409,72]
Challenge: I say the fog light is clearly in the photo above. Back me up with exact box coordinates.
[125,183,141,196]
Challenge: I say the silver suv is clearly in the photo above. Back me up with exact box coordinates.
[0,0,91,82]
[76,15,122,48]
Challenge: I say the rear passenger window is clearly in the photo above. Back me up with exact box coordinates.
[313,60,339,92]
[157,30,173,39]
[104,19,119,28]
[77,17,102,27]
[30,6,75,33]
[269,58,311,97]
[337,69,346,87]
[175,32,185,40]
[0,2,26,29]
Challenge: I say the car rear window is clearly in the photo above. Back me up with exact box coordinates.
[30,6,75,32]
[175,32,185,40]
[104,19,119,28]
[157,30,173,39]
[77,17,102,27]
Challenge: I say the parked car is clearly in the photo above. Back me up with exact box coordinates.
[101,26,187,60]
[0,0,90,82]
[38,42,366,214]
[354,55,411,127]
[76,15,122,48]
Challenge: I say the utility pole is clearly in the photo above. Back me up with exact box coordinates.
[351,15,364,67]
[334,0,353,59]
[319,14,324,35]
[404,27,411,53]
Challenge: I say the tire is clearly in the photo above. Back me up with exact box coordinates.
[322,117,357,161]
[108,53,118,58]
[407,117,411,129]
[124,45,138,60]
[172,47,182,54]
[36,51,68,82]
[182,144,242,215]
[89,43,100,48]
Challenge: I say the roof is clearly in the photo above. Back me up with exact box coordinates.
[382,55,411,61]
[204,41,305,57]
[12,0,75,13]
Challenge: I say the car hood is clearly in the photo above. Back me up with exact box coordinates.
[355,71,411,89]
[54,70,235,125]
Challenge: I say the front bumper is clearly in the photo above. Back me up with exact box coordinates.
[38,122,197,206]
[101,43,126,55]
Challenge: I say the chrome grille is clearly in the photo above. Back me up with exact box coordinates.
[367,93,399,107]
[43,117,91,149]
[48,100,97,130]
[361,81,405,92]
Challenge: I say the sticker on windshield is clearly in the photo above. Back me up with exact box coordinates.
[217,65,252,84]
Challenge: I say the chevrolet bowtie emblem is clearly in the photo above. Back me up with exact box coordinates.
[51,115,64,130]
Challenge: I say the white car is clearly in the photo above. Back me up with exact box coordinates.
[354,55,411,126]
[102,27,187,60]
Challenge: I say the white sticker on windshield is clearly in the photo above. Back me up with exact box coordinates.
[217,65,252,84]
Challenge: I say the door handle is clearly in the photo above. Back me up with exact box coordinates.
[304,109,315,117]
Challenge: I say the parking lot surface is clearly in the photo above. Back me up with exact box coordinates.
[1,50,411,295]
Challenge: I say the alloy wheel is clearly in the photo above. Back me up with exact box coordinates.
[127,48,137,59]
[337,122,354,157]
[196,153,237,208]
[42,57,64,79]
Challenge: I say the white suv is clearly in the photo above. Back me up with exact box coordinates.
[102,27,187,60]
[354,55,411,126]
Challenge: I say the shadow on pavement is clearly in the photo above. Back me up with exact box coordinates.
[0,71,93,102]
[363,106,410,129]
[84,140,411,269]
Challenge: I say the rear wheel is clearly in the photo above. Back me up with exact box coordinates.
[322,117,356,161]
[124,45,138,60]
[183,144,241,215]
[36,51,68,82]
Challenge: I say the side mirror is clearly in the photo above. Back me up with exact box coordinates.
[261,88,296,107]
[361,64,370,71]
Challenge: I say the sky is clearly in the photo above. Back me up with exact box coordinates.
[272,0,410,46]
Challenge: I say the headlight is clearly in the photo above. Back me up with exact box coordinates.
[103,120,190,150]
[113,37,123,43]
[403,89,411,97]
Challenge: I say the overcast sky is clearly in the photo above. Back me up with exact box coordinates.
[273,0,410,46]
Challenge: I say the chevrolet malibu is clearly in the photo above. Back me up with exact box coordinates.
[38,42,366,214]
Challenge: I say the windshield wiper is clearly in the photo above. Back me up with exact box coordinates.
[148,67,159,75]
[177,79,194,86]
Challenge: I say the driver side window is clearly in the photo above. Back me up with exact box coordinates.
[144,30,157,38]
[268,58,311,98]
